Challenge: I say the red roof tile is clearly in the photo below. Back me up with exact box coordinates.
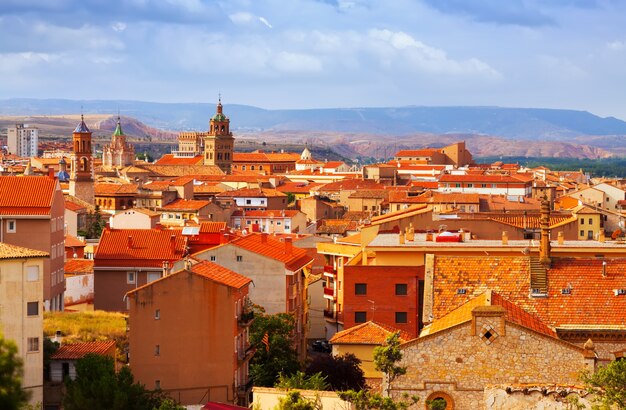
[51,340,116,360]
[94,183,138,196]
[317,179,384,192]
[161,199,210,211]
[0,176,57,215]
[231,233,313,271]
[330,321,412,345]
[395,149,438,157]
[189,260,252,289]
[0,243,48,259]
[64,258,94,274]
[200,222,227,233]
[65,235,86,248]
[154,154,204,165]
[95,228,187,268]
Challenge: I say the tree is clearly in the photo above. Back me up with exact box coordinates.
[338,390,418,410]
[249,311,300,387]
[582,359,626,409]
[276,391,320,410]
[80,205,106,239]
[305,353,365,391]
[63,354,165,410]
[275,371,329,391]
[0,333,29,410]
[373,332,406,396]
[43,338,59,381]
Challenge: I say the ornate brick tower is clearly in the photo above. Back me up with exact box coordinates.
[69,114,95,204]
[102,116,135,169]
[203,97,234,174]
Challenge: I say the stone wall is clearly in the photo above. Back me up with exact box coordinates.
[391,318,587,410]
[484,385,595,410]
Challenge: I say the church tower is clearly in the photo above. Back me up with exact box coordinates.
[69,114,94,204]
[103,116,135,169]
[203,97,234,174]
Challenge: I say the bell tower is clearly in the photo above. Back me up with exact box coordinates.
[203,96,234,174]
[69,114,94,204]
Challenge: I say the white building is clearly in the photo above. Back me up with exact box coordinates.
[7,124,39,157]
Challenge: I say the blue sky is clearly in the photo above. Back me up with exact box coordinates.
[1,0,626,119]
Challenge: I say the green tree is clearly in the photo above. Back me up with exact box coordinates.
[276,391,320,410]
[63,354,164,410]
[338,390,418,410]
[582,359,626,409]
[81,205,106,239]
[275,371,329,391]
[0,333,29,410]
[249,311,300,387]
[373,332,406,396]
[305,353,365,391]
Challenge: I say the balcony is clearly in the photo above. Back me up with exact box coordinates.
[323,309,335,319]
[237,345,256,364]
[237,379,254,400]
[323,286,335,299]
[238,310,254,327]
[323,265,336,277]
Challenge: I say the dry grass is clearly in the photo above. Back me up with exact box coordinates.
[44,310,127,345]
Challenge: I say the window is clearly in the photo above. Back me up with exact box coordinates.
[26,266,39,282]
[481,183,487,188]
[467,183,473,188]
[155,345,160,356]
[355,283,367,295]
[127,272,136,284]
[580,230,584,237]
[155,380,161,390]
[395,284,408,296]
[147,272,161,283]
[354,311,366,323]
[581,218,585,225]
[6,219,16,233]
[395,312,408,324]
[246,199,252,205]
[236,255,243,262]
[27,337,39,352]
[589,218,593,224]
[27,302,39,316]
[155,309,160,320]
[210,255,216,261]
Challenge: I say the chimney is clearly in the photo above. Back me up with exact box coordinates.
[599,230,605,243]
[557,231,564,245]
[184,257,192,271]
[501,231,508,245]
[602,260,607,277]
[127,236,133,249]
[261,232,268,243]
[162,260,170,276]
[284,237,293,254]
[47,167,55,178]
[539,194,551,266]
[170,234,176,251]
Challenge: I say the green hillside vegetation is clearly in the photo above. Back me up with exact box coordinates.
[44,311,127,345]
[477,156,626,178]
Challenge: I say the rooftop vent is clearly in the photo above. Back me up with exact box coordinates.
[561,288,572,295]
[456,288,467,295]
[614,289,626,296]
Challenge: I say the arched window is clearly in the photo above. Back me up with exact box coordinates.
[425,392,454,410]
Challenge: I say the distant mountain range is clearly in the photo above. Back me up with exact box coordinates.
[2,98,626,140]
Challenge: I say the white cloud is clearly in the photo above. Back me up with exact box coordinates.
[606,40,624,51]
[272,51,322,73]
[0,52,62,73]
[112,22,127,32]
[229,12,272,29]
[259,17,273,29]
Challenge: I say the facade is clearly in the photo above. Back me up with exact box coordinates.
[438,174,532,197]
[69,115,95,205]
[230,210,308,234]
[191,233,313,359]
[110,208,161,229]
[50,340,116,382]
[0,243,48,405]
[102,117,135,169]
[94,183,138,214]
[7,124,39,157]
[394,142,473,167]
[232,151,300,175]
[0,175,66,310]
[93,228,187,311]
[216,188,288,211]
[203,98,234,173]
[159,199,212,227]
[127,261,253,406]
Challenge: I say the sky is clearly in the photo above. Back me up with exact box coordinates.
[1,0,626,119]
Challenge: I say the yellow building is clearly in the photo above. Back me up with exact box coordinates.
[0,243,48,405]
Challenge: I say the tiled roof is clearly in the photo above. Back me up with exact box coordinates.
[489,215,574,229]
[64,258,94,274]
[139,164,224,177]
[140,181,172,191]
[161,199,210,211]
[51,341,115,360]
[64,201,85,212]
[322,161,346,168]
[189,260,252,289]
[200,221,227,233]
[194,184,225,194]
[348,190,388,199]
[94,183,138,196]
[0,242,48,259]
[95,228,187,267]
[231,233,313,271]
[330,321,412,345]
[0,176,57,215]
[232,210,301,218]
[439,174,529,183]
[422,291,556,339]
[316,219,358,235]
[216,187,287,198]
[395,149,438,157]
[478,195,542,212]
[317,179,384,192]
[65,235,86,248]
[276,182,321,194]
[154,154,204,165]
[118,208,161,217]
[65,195,95,212]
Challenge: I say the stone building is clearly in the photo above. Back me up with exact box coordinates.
[102,116,135,169]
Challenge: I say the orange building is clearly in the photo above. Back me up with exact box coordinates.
[127,260,253,406]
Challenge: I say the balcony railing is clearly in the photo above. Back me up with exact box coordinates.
[238,311,254,327]
[323,286,334,297]
[237,345,256,363]
[323,265,336,276]
[237,379,254,395]
[323,309,335,319]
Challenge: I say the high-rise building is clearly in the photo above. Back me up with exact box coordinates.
[69,115,94,205]
[7,124,39,157]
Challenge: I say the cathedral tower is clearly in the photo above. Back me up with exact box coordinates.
[203,97,234,174]
[69,114,94,204]
[103,116,135,169]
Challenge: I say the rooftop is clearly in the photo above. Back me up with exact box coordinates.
[0,176,58,215]
[329,321,412,345]
[230,233,313,271]
[95,228,187,267]
[0,242,48,260]
[51,340,115,360]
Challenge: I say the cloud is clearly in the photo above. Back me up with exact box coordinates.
[272,51,322,73]
[229,12,272,29]
[606,40,625,51]
[112,22,127,32]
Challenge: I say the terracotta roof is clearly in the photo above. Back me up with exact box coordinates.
[439,174,529,183]
[316,219,358,234]
[65,235,86,248]
[216,187,287,198]
[317,179,384,192]
[139,164,224,177]
[489,215,574,229]
[0,176,57,215]
[95,228,187,267]
[64,258,94,274]
[154,154,204,166]
[64,201,85,212]
[330,321,412,345]
[348,190,389,199]
[322,161,346,169]
[51,340,116,360]
[422,290,556,339]
[117,208,161,217]
[189,260,252,289]
[65,195,96,212]
[276,182,321,194]
[140,181,172,191]
[231,210,301,218]
[161,199,210,211]
[200,222,227,233]
[478,195,542,212]
[94,183,138,196]
[230,233,313,271]
[395,149,438,157]
[0,242,48,259]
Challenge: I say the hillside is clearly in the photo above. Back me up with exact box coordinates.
[2,99,626,140]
